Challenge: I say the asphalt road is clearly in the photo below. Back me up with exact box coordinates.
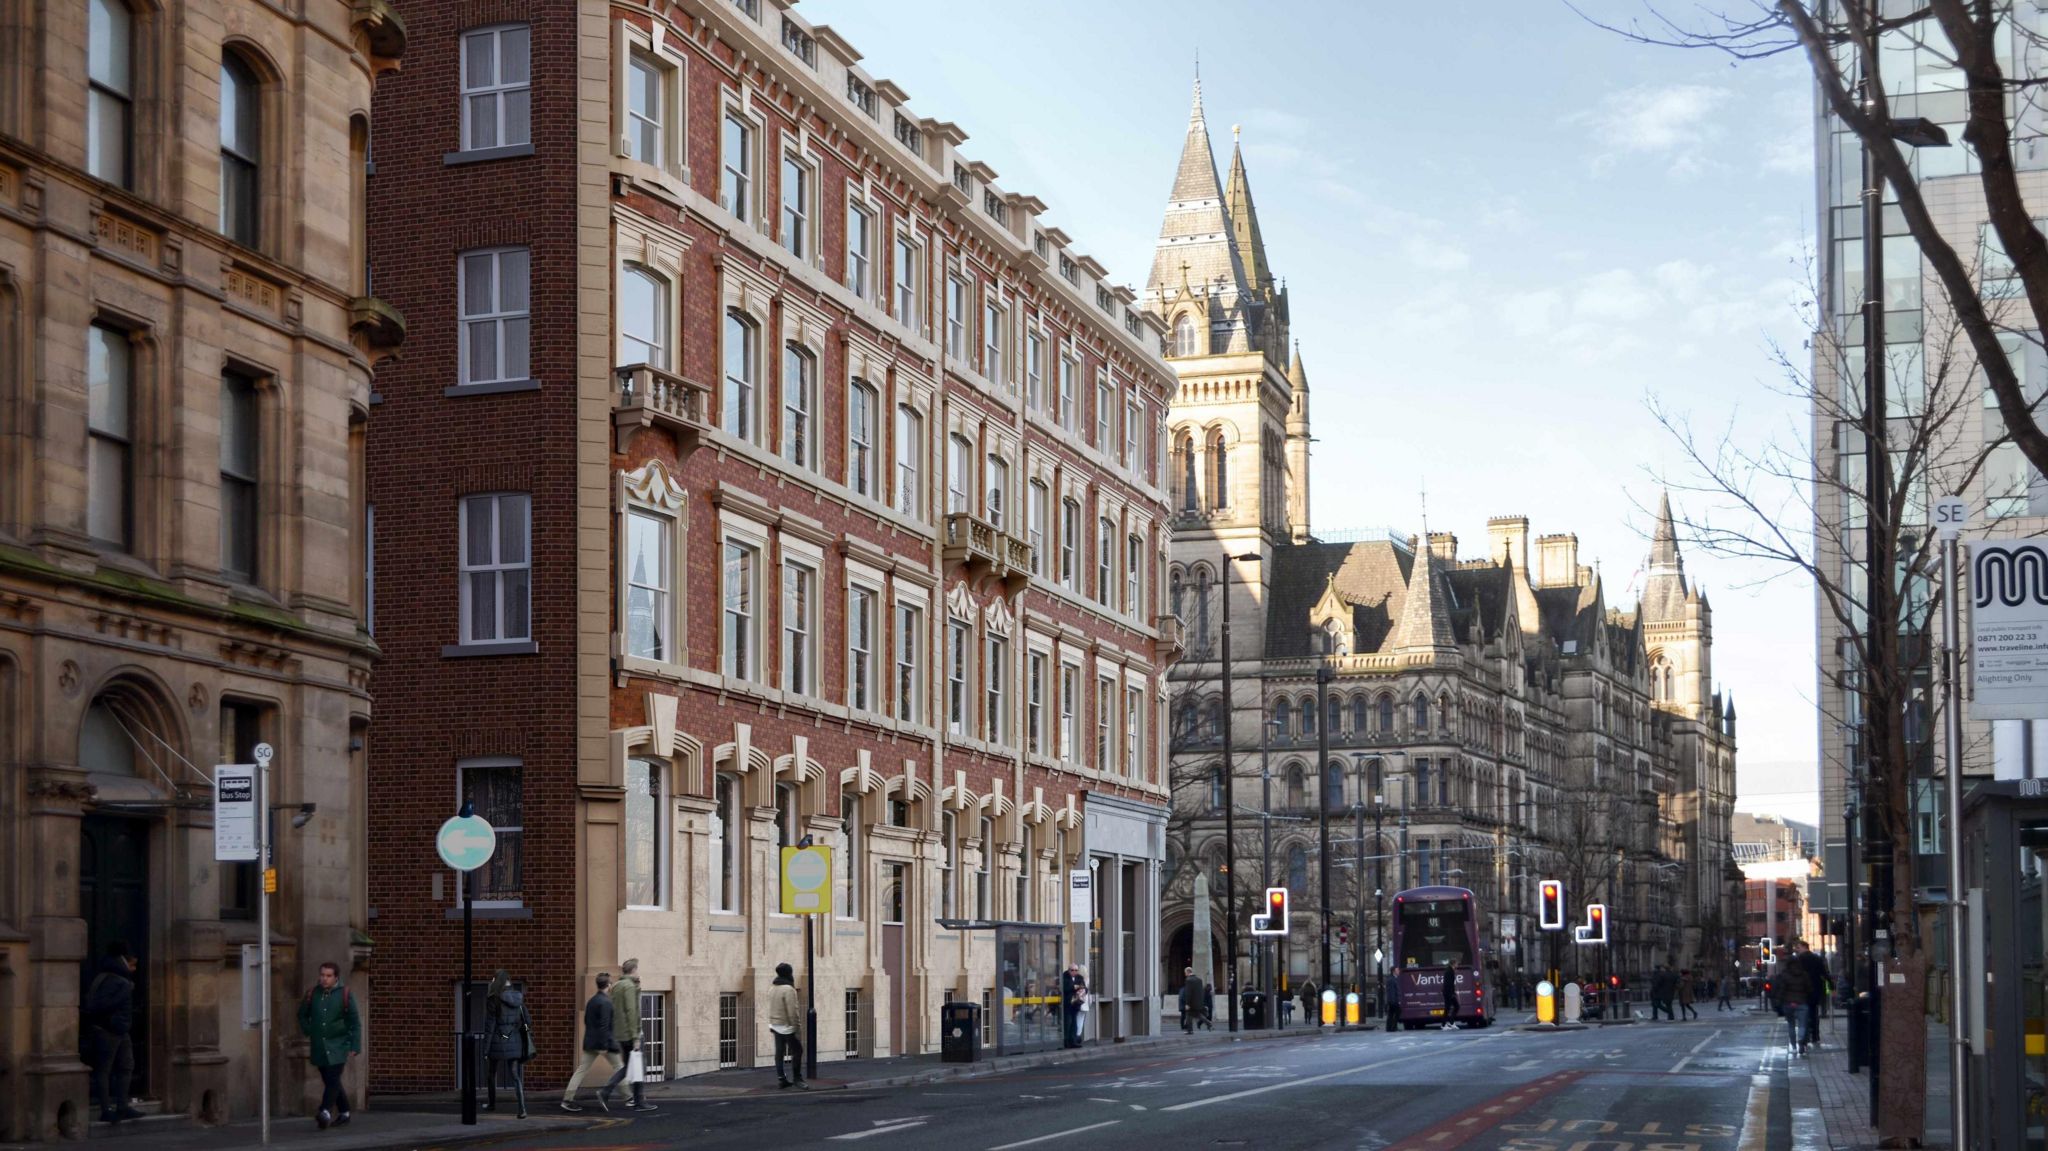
[446,1015,1794,1151]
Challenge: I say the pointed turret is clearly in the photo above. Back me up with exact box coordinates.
[1224,128,1273,290]
[1393,548,1458,659]
[1147,76,1249,301]
[1640,490,1690,623]
[1284,341,1312,542]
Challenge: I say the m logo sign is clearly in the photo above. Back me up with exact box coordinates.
[1974,543,2048,608]
[1969,541,2048,719]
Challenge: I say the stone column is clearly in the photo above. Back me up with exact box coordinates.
[23,772,92,1141]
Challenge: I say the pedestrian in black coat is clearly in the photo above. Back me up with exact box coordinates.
[483,970,534,1118]
[1177,968,1205,1033]
[83,942,142,1124]
[560,973,619,1112]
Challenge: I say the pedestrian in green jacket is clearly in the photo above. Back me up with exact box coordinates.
[297,962,361,1129]
[602,959,653,1112]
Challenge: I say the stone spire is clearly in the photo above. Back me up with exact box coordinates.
[1640,490,1690,623]
[1393,547,1458,657]
[1146,75,1250,303]
[1224,127,1272,290]
[1284,341,1312,542]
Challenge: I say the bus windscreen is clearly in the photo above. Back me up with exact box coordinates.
[1397,900,1475,968]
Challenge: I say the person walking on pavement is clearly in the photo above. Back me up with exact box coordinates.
[482,970,533,1118]
[1061,964,1088,1048]
[1299,978,1319,1027]
[602,959,654,1111]
[1795,940,1830,1051]
[561,973,617,1112]
[1776,948,1813,1054]
[1677,969,1698,1020]
[1177,967,1204,1033]
[297,961,361,1129]
[83,941,142,1124]
[1716,972,1734,1012]
[768,962,808,1089]
[1653,965,1678,1021]
[1439,964,1461,1029]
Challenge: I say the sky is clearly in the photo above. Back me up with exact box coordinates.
[807,0,1824,824]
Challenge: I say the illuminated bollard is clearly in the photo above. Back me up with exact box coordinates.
[1536,979,1556,1025]
[1321,988,1337,1025]
[1345,992,1360,1025]
[1562,982,1583,1024]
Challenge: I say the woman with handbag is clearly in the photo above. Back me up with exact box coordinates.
[483,970,534,1118]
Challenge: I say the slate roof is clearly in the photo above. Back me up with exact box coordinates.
[1263,539,1413,659]
[1149,78,1250,300]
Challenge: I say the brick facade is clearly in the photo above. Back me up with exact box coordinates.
[367,0,1175,1091]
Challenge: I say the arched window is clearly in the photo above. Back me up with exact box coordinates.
[1412,693,1429,732]
[1272,699,1291,739]
[1206,430,1228,510]
[1205,698,1224,742]
[1378,694,1395,733]
[1210,763,1227,810]
[1285,764,1304,809]
[1193,566,1212,647]
[1170,568,1185,620]
[1351,695,1369,733]
[620,265,669,368]
[1287,845,1309,896]
[219,53,261,248]
[1173,313,1200,357]
[723,309,758,440]
[1326,693,1342,735]
[1299,694,1317,737]
[1325,761,1345,808]
[1438,693,1452,731]
[1176,433,1197,512]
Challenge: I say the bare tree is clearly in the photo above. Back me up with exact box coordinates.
[1648,266,1992,1140]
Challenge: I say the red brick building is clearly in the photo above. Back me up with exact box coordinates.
[366,0,1177,1089]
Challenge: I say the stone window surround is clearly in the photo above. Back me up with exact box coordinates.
[613,20,690,185]
[614,459,689,680]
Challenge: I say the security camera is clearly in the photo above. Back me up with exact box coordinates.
[291,803,317,830]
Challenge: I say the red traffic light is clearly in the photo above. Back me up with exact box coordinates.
[1252,887,1289,936]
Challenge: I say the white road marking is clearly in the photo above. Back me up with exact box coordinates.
[1162,1033,1506,1113]
[987,1120,1123,1149]
[1670,1028,1723,1073]
[1129,1104,1147,1112]
[1737,1074,1772,1151]
[832,1121,929,1141]
[1502,1060,1542,1071]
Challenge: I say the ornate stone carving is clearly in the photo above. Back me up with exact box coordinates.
[57,660,81,699]
[27,775,97,802]
[187,681,209,714]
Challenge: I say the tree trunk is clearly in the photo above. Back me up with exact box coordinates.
[1876,945,1928,1148]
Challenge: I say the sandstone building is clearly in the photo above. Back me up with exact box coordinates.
[1152,84,1740,994]
[0,0,404,1138]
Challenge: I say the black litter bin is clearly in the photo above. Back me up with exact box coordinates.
[1241,991,1267,1029]
[941,1002,982,1063]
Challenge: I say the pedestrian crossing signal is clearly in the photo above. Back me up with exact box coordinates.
[1252,887,1289,936]
[1573,903,1608,945]
[1538,879,1566,930]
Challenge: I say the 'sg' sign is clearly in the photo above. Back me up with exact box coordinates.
[1970,541,2048,718]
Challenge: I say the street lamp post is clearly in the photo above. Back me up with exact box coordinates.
[1219,551,1262,1034]
[1315,665,1334,999]
[1260,710,1278,1025]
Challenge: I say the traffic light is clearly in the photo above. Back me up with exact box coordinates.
[1252,887,1289,936]
[1538,879,1566,930]
[1760,937,1775,964]
[1574,903,1608,945]
[1338,923,1350,946]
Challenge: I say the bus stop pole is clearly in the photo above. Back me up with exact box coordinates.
[1939,530,1967,1151]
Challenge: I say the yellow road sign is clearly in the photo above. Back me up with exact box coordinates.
[780,845,833,914]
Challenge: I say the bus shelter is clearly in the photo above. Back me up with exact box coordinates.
[1959,779,2048,1151]
[937,919,1066,1056]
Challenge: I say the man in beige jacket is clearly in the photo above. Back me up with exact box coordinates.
[767,962,807,1089]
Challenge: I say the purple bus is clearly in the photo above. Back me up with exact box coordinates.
[1388,886,1488,1029]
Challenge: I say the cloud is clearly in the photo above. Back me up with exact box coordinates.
[1585,83,1730,153]
[1402,234,1470,273]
